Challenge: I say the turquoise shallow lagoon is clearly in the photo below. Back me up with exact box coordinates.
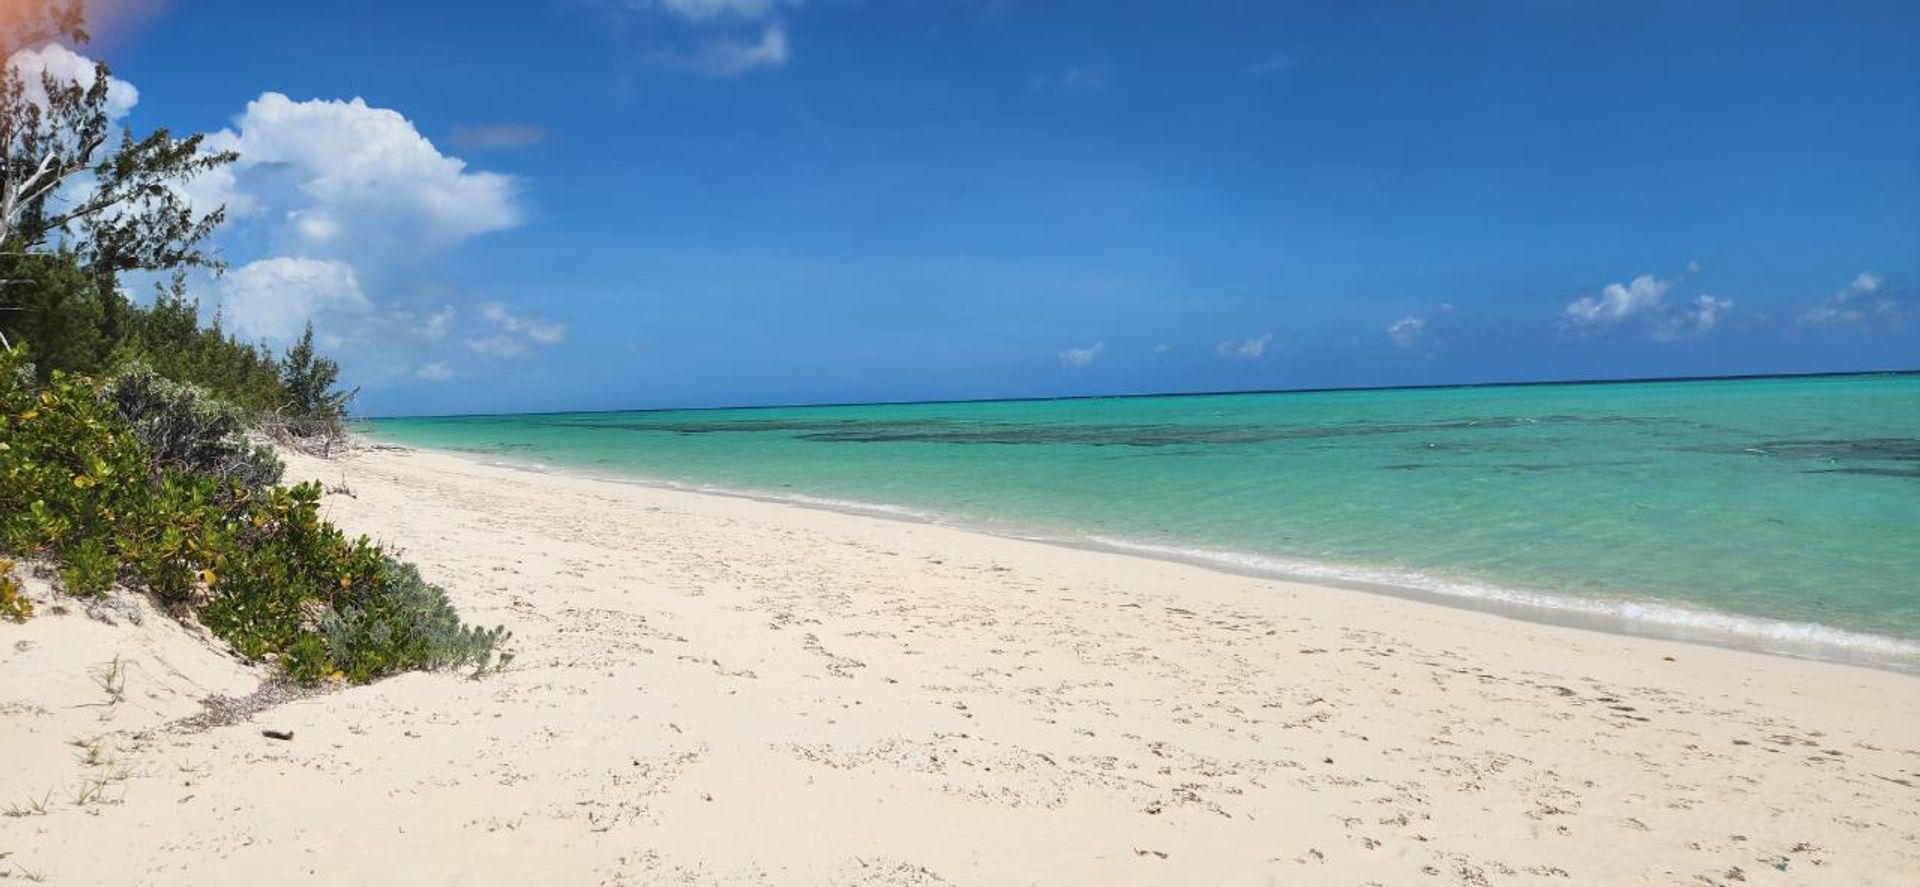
[370,374,1920,667]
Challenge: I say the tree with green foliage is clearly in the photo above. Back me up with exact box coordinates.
[1,0,236,351]
[278,321,358,422]
[0,247,108,372]
[111,272,288,415]
[1,2,357,432]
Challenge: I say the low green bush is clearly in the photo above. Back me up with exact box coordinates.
[0,347,508,683]
[309,559,512,684]
[101,363,284,495]
[57,537,116,597]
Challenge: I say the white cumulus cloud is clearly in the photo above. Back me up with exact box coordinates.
[192,93,523,253]
[1564,275,1670,326]
[1216,331,1274,359]
[218,257,369,340]
[7,44,139,121]
[1564,273,1740,342]
[1058,341,1104,368]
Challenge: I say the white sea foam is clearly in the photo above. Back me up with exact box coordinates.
[464,450,934,521]
[1085,536,1920,666]
[698,487,936,521]
[445,445,1920,671]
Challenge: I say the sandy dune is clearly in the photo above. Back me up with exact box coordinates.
[3,445,1918,885]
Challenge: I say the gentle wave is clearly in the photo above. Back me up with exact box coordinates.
[470,452,940,521]
[444,443,1920,671]
[1085,536,1920,667]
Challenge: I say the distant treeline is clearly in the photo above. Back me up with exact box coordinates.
[0,253,352,426]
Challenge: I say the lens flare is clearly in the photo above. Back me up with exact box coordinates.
[1,0,172,51]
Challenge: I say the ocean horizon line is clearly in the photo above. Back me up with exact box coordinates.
[362,364,1920,422]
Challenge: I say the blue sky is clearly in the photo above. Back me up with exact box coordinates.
[71,0,1920,415]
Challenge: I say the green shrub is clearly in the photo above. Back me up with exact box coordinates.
[100,363,283,494]
[56,537,115,597]
[202,481,386,665]
[311,559,512,684]
[0,347,509,684]
[0,354,153,559]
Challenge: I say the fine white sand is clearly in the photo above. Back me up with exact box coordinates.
[4,444,1918,885]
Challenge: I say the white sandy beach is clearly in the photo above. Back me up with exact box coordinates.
[3,444,1919,886]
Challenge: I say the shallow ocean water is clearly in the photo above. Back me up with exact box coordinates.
[370,374,1920,664]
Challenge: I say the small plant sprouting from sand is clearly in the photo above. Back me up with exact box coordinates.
[71,774,127,808]
[90,655,127,718]
[2,790,51,818]
[70,736,110,768]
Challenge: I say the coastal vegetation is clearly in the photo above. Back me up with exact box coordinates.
[0,0,506,683]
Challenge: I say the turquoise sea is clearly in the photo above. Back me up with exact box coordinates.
[369,374,1920,669]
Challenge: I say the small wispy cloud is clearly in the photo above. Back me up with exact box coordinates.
[1387,316,1427,348]
[416,362,454,382]
[614,0,797,77]
[1652,294,1734,342]
[1246,51,1296,75]
[1152,343,1174,355]
[643,0,793,22]
[1032,65,1109,94]
[1800,271,1902,328]
[448,123,548,152]
[680,23,789,76]
[1058,341,1105,368]
[467,302,567,359]
[422,306,456,340]
[1216,331,1273,359]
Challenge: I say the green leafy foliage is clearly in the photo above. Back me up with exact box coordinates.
[313,559,512,684]
[56,537,115,597]
[203,482,385,666]
[0,558,29,623]
[0,251,114,377]
[0,1,234,299]
[0,2,482,675]
[107,275,290,417]
[101,361,283,494]
[2,256,349,431]
[277,323,358,424]
[0,350,153,559]
[0,347,508,682]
